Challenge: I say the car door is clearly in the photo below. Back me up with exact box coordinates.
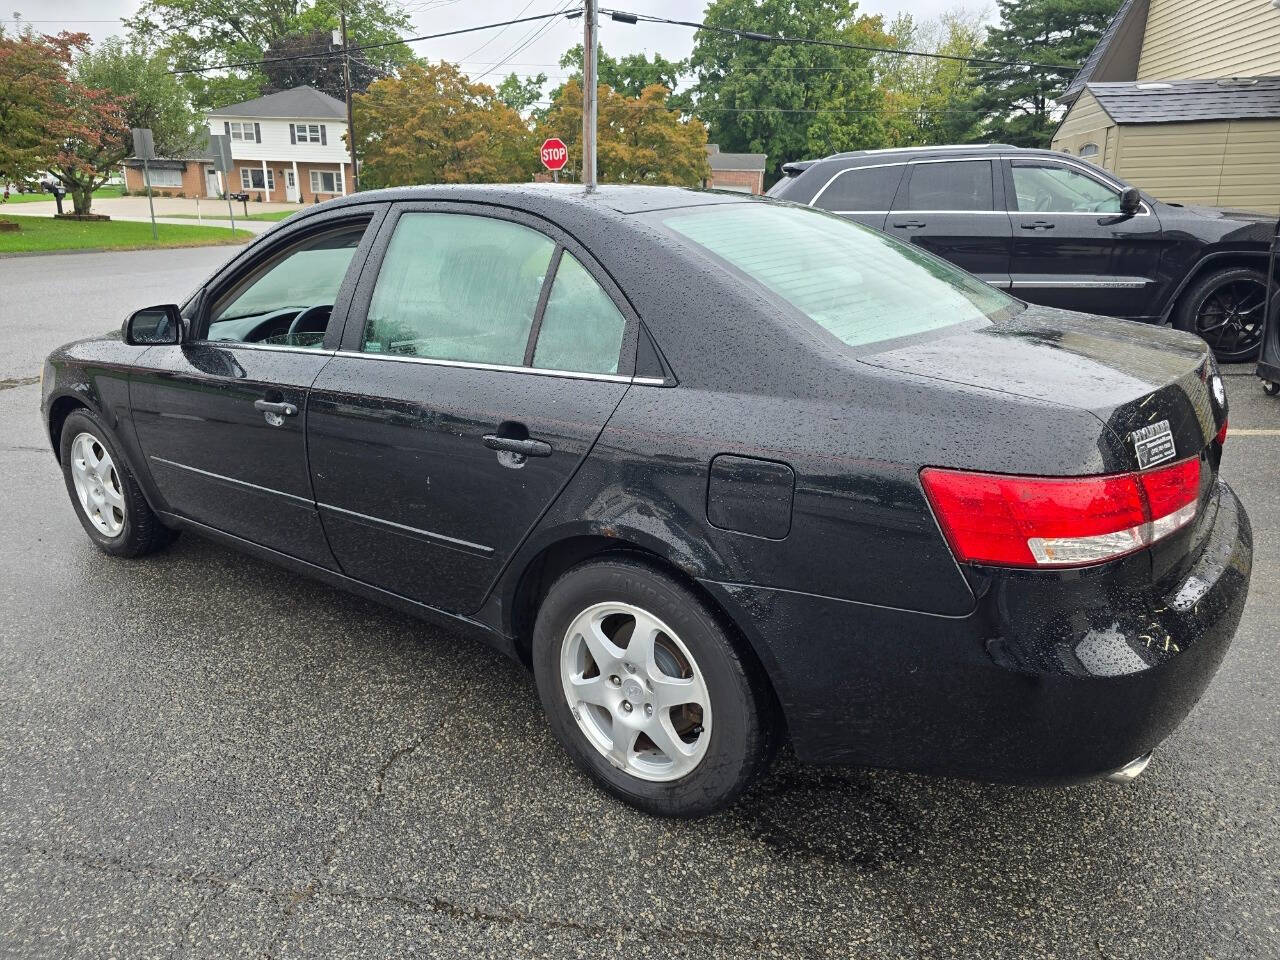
[306,202,636,614]
[1003,157,1166,319]
[129,206,385,567]
[883,158,1013,290]
[807,162,906,230]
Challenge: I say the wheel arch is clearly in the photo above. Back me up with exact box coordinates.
[46,393,94,463]
[1160,250,1274,323]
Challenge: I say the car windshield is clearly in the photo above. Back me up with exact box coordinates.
[659,202,1020,348]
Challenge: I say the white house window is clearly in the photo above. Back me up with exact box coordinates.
[228,122,252,142]
[1079,143,1100,158]
[310,169,343,194]
[240,167,275,191]
[143,167,183,188]
[293,123,324,143]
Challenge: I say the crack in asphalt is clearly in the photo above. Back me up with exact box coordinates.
[0,376,40,391]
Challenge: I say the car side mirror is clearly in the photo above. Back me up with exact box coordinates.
[123,304,184,346]
[1119,187,1142,216]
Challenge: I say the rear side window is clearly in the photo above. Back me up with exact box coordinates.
[899,160,994,211]
[812,165,904,211]
[533,252,626,374]
[660,203,1017,348]
[362,213,555,365]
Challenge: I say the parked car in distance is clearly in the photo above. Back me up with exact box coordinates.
[769,144,1278,362]
[42,185,1251,816]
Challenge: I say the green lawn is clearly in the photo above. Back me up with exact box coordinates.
[0,214,251,254]
[164,209,297,223]
[1,185,125,205]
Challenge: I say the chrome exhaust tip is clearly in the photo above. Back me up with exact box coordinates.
[1103,752,1152,784]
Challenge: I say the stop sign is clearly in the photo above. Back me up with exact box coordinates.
[540,138,568,172]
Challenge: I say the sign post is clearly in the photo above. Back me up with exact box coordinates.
[540,138,568,183]
[131,127,158,241]
[208,134,236,236]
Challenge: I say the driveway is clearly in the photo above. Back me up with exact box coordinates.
[1,249,1277,958]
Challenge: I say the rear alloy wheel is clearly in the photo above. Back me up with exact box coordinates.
[1174,268,1268,362]
[533,558,776,817]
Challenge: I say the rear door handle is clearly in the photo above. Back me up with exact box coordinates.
[254,399,298,416]
[1020,220,1056,230]
[482,435,552,458]
[892,219,927,229]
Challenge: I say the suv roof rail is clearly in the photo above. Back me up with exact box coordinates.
[821,143,1018,160]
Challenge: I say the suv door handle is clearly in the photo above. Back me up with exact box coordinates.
[254,399,298,416]
[1020,220,1055,230]
[482,435,552,458]
[892,219,927,229]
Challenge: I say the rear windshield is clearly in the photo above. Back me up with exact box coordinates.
[659,202,1018,348]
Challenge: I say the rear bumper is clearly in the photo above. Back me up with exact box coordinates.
[701,479,1252,783]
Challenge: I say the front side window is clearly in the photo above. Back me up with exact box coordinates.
[206,224,368,347]
[362,213,555,365]
[900,160,994,211]
[1011,162,1121,213]
[533,252,626,374]
[660,203,1018,349]
[813,165,905,212]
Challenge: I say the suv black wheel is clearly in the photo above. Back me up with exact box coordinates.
[59,409,175,557]
[532,557,777,817]
[1174,267,1268,362]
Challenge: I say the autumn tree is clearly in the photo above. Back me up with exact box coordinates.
[125,0,413,109]
[691,0,896,182]
[0,30,84,192]
[354,61,537,187]
[537,81,709,186]
[48,40,203,215]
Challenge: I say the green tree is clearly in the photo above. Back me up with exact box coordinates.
[354,61,536,187]
[124,0,413,109]
[879,10,986,146]
[558,44,690,110]
[495,72,546,113]
[690,0,894,182]
[0,30,85,192]
[973,0,1122,147]
[537,81,709,186]
[51,39,204,214]
[261,27,382,100]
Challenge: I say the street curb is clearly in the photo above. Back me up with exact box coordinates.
[0,241,250,259]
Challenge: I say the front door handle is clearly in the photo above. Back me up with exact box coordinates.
[483,434,552,458]
[1020,220,1056,230]
[892,219,927,229]
[254,399,298,417]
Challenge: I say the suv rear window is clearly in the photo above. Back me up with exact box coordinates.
[658,203,1018,348]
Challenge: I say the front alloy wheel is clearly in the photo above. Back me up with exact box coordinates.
[70,431,125,537]
[1191,276,1267,362]
[560,601,712,781]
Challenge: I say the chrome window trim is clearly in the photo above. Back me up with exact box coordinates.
[332,349,636,384]
[192,340,337,356]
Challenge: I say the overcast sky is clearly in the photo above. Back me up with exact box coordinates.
[9,1,979,89]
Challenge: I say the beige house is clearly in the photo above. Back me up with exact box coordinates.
[1052,0,1280,213]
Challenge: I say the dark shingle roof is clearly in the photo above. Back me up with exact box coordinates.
[1087,78,1280,123]
[208,85,347,120]
[706,149,766,171]
[1061,0,1149,104]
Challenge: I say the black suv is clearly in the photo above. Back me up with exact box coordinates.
[769,144,1277,361]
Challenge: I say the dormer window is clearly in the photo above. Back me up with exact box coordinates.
[292,123,326,144]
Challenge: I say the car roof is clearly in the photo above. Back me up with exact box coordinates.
[788,144,1067,173]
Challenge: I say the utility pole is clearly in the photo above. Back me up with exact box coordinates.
[339,8,359,192]
[582,0,598,191]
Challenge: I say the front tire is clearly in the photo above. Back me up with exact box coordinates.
[1173,267,1268,362]
[532,557,776,817]
[59,409,174,557]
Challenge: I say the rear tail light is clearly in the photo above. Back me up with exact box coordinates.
[920,457,1201,568]
[1215,418,1228,446]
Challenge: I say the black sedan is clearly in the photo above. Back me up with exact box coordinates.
[41,185,1251,817]
[769,145,1278,362]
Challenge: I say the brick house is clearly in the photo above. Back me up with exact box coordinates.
[703,144,767,194]
[122,86,351,203]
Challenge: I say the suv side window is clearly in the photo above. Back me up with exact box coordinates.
[532,251,626,374]
[812,165,905,212]
[1010,161,1122,213]
[206,224,369,347]
[898,160,994,211]
[362,212,555,365]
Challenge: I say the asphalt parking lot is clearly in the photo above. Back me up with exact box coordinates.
[1,248,1277,959]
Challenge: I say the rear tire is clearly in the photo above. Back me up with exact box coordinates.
[532,557,776,817]
[1173,267,1267,362]
[1264,380,1280,397]
[59,409,175,557]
